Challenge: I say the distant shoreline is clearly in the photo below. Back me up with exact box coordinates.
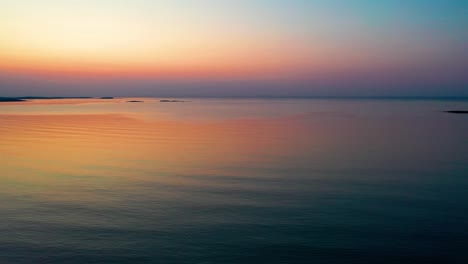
[1,96,468,103]
[0,96,92,102]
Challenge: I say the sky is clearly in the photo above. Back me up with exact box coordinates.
[0,0,467,97]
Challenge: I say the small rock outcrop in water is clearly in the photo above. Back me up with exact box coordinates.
[100,97,114,99]
[160,99,190,103]
[127,100,144,103]
[444,110,468,114]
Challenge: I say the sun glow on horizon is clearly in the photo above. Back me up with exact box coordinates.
[0,0,466,95]
[0,1,324,79]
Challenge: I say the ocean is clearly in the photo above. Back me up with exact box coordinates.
[1,98,467,263]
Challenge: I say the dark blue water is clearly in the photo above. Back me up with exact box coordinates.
[1,98,467,263]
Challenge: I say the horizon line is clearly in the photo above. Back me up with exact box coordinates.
[2,95,468,100]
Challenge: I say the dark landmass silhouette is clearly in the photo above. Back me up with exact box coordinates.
[18,96,92,99]
[0,96,93,102]
[1,97,196,104]
[0,97,26,102]
[444,110,468,114]
[160,99,190,103]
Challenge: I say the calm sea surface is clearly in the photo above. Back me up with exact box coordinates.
[1,98,467,263]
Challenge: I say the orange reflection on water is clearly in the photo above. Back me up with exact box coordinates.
[0,112,322,189]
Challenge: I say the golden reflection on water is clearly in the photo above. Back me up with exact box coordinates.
[0,112,323,190]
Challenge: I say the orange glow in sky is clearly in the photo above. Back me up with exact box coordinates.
[0,1,320,79]
[0,0,466,96]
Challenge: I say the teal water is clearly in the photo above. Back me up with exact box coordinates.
[1,98,467,263]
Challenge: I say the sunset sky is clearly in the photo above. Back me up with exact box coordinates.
[0,0,467,97]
